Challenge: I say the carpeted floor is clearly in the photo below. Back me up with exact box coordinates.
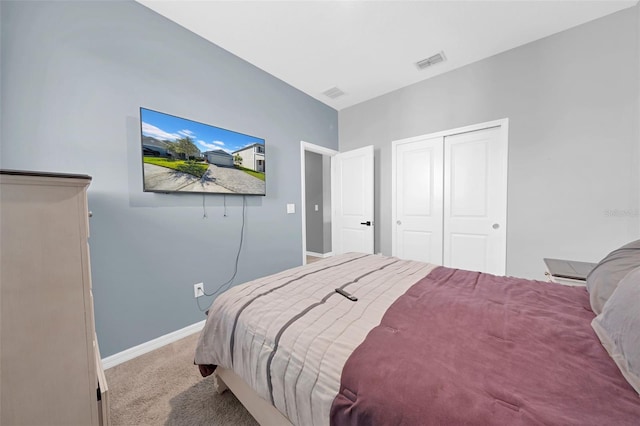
[105,332,258,425]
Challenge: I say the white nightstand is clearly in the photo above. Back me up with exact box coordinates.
[543,258,597,287]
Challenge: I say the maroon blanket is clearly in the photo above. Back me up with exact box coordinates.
[331,267,640,425]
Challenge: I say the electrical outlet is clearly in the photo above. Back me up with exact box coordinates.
[194,282,204,298]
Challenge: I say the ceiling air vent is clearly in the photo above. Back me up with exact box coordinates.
[322,87,345,99]
[415,51,446,70]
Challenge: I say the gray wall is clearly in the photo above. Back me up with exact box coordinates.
[339,7,640,280]
[305,151,324,253]
[304,151,332,255]
[322,156,332,252]
[1,1,337,357]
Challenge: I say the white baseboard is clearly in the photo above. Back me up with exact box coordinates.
[102,319,206,370]
[306,251,333,258]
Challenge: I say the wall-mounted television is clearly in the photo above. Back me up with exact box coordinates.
[140,107,266,195]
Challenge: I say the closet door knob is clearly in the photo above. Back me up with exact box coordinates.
[396,220,402,225]
[492,223,500,229]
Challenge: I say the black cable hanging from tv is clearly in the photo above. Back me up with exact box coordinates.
[197,195,246,312]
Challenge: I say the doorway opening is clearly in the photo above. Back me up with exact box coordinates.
[300,142,338,265]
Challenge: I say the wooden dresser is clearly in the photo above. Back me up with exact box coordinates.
[0,170,109,426]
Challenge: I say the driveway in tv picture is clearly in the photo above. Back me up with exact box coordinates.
[143,163,265,194]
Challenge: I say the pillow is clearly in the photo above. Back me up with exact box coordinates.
[591,266,640,395]
[586,239,640,314]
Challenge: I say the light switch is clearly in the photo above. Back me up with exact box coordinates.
[314,204,319,211]
[287,203,295,214]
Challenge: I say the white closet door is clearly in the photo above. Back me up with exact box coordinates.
[443,127,507,275]
[392,120,508,274]
[393,137,443,263]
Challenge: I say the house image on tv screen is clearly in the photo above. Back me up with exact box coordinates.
[204,149,234,167]
[233,143,265,172]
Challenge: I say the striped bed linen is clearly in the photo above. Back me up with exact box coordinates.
[194,252,436,426]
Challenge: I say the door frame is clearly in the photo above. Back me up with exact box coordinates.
[391,118,509,269]
[300,141,338,265]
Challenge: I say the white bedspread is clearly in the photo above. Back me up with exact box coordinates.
[194,253,436,426]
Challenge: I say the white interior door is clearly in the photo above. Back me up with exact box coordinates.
[393,137,443,263]
[392,120,508,275]
[443,127,507,274]
[332,145,374,254]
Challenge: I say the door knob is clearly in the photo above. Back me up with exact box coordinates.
[396,220,402,225]
[492,223,500,229]
[360,221,372,226]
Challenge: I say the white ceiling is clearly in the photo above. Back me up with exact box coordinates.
[137,0,637,111]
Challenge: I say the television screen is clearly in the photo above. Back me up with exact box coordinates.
[140,107,266,195]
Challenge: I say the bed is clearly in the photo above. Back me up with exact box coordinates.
[194,250,640,425]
